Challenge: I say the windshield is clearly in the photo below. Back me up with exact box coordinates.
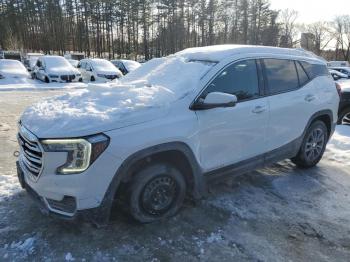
[122,60,141,71]
[44,57,72,68]
[120,56,215,93]
[91,59,116,71]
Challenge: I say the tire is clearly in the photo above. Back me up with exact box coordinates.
[128,163,186,223]
[31,73,36,80]
[90,76,95,82]
[291,120,328,168]
[45,76,50,83]
[338,108,350,125]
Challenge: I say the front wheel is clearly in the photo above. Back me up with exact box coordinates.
[128,163,186,223]
[291,120,328,168]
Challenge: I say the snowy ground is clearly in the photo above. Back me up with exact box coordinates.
[0,78,87,91]
[0,90,350,261]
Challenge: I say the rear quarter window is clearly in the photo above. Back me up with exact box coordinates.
[300,62,329,79]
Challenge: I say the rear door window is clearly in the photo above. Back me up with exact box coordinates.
[263,59,299,95]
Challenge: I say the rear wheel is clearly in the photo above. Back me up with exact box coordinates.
[291,121,328,168]
[338,108,350,125]
[128,163,186,223]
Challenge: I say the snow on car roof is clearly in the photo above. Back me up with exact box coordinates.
[175,45,324,63]
[42,56,72,68]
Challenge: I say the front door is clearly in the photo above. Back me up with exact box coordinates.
[195,59,269,172]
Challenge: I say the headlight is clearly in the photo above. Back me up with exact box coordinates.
[41,134,109,175]
[48,74,59,78]
[97,74,106,78]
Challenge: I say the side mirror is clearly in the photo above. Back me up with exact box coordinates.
[191,92,238,110]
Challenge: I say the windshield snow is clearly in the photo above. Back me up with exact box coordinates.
[119,56,214,94]
[91,59,116,71]
[122,60,141,72]
[44,57,72,68]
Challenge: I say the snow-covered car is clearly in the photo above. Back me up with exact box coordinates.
[23,53,44,71]
[77,58,123,82]
[67,59,79,68]
[329,69,349,81]
[111,59,141,75]
[0,59,30,80]
[17,45,339,225]
[32,56,82,83]
[329,67,350,78]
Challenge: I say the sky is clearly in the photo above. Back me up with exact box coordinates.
[269,0,350,24]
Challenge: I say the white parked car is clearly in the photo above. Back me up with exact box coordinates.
[329,69,349,81]
[329,67,350,78]
[32,56,82,83]
[78,58,123,82]
[67,59,79,68]
[0,59,30,80]
[111,59,141,75]
[17,45,339,225]
[23,53,44,71]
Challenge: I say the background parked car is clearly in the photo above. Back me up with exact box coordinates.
[329,69,349,81]
[0,59,30,80]
[78,58,123,82]
[337,81,350,125]
[111,59,141,75]
[32,56,82,83]
[23,53,44,72]
[329,67,350,78]
[68,59,79,68]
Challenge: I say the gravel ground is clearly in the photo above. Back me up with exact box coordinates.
[1,90,350,262]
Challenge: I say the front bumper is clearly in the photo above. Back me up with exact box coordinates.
[17,161,112,225]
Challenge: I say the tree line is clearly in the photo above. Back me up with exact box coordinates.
[0,0,349,62]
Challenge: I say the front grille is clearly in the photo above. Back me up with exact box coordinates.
[17,126,43,180]
[60,75,76,81]
[105,74,118,80]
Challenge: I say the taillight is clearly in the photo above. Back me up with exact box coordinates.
[335,82,342,98]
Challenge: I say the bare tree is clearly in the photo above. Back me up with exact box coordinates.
[333,15,350,61]
[279,9,298,48]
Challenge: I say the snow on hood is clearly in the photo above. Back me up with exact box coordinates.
[0,60,30,79]
[21,56,213,138]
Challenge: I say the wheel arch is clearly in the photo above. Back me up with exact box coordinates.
[307,109,334,139]
[99,142,206,220]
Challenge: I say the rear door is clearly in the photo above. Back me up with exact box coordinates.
[262,59,319,152]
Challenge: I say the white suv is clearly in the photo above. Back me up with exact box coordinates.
[17,45,339,225]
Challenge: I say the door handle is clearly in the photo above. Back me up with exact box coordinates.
[305,94,316,102]
[252,105,267,114]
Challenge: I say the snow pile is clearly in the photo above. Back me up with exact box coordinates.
[65,252,75,261]
[21,56,212,136]
[326,125,350,166]
[9,237,36,255]
[0,175,21,202]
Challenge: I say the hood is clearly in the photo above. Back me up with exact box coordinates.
[47,67,79,75]
[1,69,30,79]
[21,83,175,138]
